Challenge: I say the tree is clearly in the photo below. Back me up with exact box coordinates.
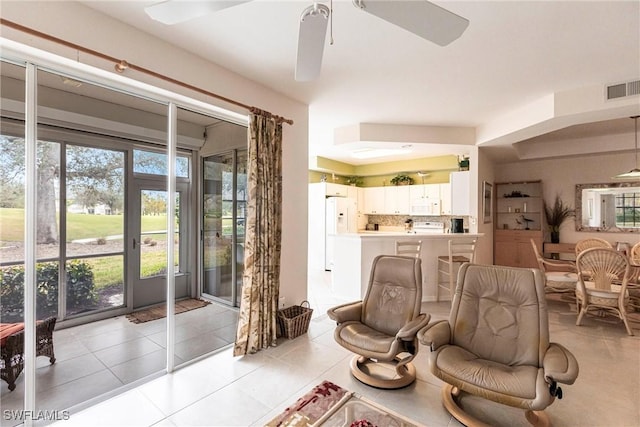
[66,145,124,215]
[0,137,125,244]
[36,142,59,244]
[0,136,59,244]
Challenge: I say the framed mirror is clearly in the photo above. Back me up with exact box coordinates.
[575,182,640,232]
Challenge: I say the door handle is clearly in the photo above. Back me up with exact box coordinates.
[133,238,137,249]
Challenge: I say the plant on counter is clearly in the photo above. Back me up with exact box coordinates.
[345,176,363,186]
[390,174,413,186]
[544,194,574,243]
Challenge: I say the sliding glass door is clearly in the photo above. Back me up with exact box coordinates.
[202,150,247,306]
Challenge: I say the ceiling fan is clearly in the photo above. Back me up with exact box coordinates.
[144,0,469,82]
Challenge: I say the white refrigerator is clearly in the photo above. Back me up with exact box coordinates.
[325,196,356,270]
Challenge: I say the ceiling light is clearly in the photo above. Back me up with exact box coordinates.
[351,147,412,159]
[613,116,640,179]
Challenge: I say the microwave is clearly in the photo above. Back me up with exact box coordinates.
[410,198,441,216]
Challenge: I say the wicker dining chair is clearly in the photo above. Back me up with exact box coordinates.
[574,238,613,256]
[627,242,640,312]
[530,239,578,295]
[575,248,633,335]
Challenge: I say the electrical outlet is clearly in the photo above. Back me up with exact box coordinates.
[279,297,286,309]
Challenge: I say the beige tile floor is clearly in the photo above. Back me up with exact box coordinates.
[4,272,640,427]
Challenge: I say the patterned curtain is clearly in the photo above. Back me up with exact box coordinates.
[233,110,283,356]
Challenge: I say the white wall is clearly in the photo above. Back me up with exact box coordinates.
[494,148,640,247]
[476,148,496,265]
[1,1,309,305]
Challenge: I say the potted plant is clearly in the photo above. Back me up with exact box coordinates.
[544,195,574,243]
[345,176,363,186]
[458,156,470,171]
[390,174,413,186]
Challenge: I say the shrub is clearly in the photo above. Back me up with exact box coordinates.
[0,260,97,322]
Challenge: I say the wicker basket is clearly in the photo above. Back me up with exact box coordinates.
[277,301,313,339]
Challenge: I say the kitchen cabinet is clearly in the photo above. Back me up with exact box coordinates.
[450,171,470,215]
[324,182,349,197]
[440,183,451,215]
[409,184,440,200]
[384,185,410,215]
[363,187,385,214]
[363,186,410,215]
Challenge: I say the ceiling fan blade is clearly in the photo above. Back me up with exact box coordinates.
[295,3,331,82]
[145,1,252,25]
[355,0,469,46]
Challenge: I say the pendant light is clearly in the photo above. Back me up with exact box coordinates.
[614,116,640,179]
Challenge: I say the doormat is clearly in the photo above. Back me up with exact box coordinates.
[126,298,211,324]
[266,380,421,427]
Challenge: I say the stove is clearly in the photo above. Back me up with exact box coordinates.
[411,221,445,233]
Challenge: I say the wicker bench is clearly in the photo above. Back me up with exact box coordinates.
[0,317,56,391]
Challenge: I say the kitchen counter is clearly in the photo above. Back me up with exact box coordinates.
[329,232,483,301]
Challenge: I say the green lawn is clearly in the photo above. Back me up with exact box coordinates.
[0,208,172,242]
[1,208,177,288]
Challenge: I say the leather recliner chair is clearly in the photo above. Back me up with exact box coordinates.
[327,255,430,389]
[419,263,579,426]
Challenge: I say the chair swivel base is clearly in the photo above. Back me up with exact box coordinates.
[441,384,551,427]
[349,355,416,389]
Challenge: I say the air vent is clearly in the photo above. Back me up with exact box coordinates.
[607,79,640,100]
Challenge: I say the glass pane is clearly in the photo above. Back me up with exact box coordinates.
[203,153,234,303]
[66,256,124,316]
[133,149,189,177]
[236,150,248,299]
[0,60,25,423]
[66,144,124,257]
[0,135,26,265]
[139,190,179,278]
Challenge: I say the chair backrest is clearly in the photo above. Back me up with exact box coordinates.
[530,238,546,271]
[575,238,612,256]
[362,255,422,336]
[448,238,477,263]
[449,263,548,367]
[576,247,629,292]
[395,240,422,258]
[630,241,640,264]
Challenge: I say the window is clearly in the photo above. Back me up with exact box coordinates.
[615,192,640,228]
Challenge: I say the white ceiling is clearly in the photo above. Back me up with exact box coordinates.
[79,0,640,165]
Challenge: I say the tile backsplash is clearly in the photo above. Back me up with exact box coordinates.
[366,215,469,231]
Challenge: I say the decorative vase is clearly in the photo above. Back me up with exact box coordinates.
[550,231,560,244]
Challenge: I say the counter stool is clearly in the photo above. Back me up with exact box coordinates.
[395,240,422,258]
[437,238,477,301]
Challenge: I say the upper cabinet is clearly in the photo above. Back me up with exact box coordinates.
[440,183,452,215]
[384,186,410,215]
[363,186,411,215]
[408,184,440,200]
[363,187,385,214]
[324,182,349,197]
[450,171,470,215]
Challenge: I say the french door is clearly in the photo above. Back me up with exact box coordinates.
[130,180,190,309]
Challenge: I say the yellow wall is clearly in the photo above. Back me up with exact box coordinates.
[309,155,461,186]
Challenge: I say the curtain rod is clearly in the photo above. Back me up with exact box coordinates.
[0,18,294,125]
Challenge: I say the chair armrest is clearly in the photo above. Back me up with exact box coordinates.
[543,343,579,385]
[417,320,450,351]
[396,313,431,340]
[541,258,577,272]
[326,301,362,324]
